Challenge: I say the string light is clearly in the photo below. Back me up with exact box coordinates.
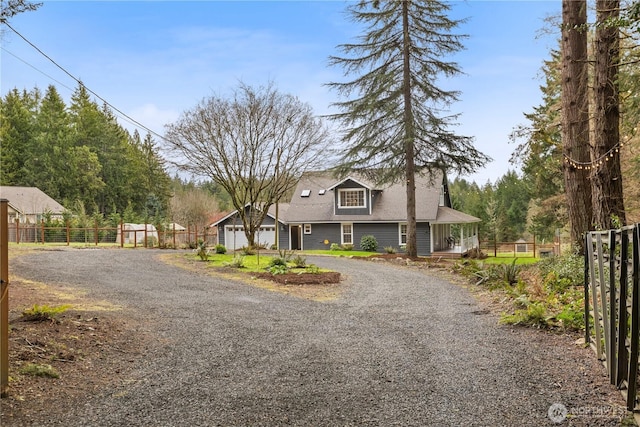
[563,141,626,170]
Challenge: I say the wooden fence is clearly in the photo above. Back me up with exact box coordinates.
[6,221,216,248]
[479,238,558,258]
[585,226,640,411]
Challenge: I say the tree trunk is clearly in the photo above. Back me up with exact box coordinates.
[561,0,592,252]
[402,0,418,258]
[592,0,625,229]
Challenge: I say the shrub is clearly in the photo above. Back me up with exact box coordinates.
[501,302,549,328]
[215,244,227,254]
[268,264,289,275]
[277,248,295,261]
[502,259,520,285]
[537,253,583,285]
[195,240,210,261]
[240,246,256,255]
[360,235,378,252]
[306,264,321,274]
[341,243,354,251]
[291,254,307,268]
[384,246,397,254]
[330,243,342,251]
[224,255,246,268]
[267,256,288,268]
[556,301,585,330]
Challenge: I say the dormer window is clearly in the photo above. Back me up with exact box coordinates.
[338,188,366,208]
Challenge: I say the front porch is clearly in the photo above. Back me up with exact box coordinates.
[430,220,480,259]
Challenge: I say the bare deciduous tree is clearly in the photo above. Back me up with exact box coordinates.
[169,185,219,231]
[164,82,330,247]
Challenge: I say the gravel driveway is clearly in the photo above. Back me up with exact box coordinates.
[9,249,627,426]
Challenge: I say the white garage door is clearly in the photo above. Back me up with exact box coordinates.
[224,225,276,250]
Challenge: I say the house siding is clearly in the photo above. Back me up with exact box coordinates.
[295,222,432,256]
[300,223,341,250]
[278,224,289,250]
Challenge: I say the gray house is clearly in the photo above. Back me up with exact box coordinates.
[214,171,480,257]
[284,170,480,256]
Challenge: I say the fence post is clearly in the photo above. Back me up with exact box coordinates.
[173,223,176,249]
[120,221,124,248]
[144,222,148,248]
[617,228,630,386]
[584,233,590,345]
[1,199,9,397]
[40,220,45,244]
[627,224,640,410]
[608,229,617,382]
[66,220,70,246]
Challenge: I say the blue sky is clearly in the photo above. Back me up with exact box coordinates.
[1,1,560,185]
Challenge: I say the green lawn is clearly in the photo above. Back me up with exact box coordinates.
[481,256,540,265]
[301,249,376,257]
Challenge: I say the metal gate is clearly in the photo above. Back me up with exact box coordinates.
[585,226,640,411]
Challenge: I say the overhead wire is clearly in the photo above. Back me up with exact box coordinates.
[2,21,168,142]
[1,46,75,92]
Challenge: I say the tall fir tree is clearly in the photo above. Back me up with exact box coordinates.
[0,88,36,185]
[327,0,489,257]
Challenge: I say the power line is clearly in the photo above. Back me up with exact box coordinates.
[2,21,168,142]
[1,47,74,92]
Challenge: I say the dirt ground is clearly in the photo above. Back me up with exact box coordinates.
[3,275,150,424]
[0,248,633,426]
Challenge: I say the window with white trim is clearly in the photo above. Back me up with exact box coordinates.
[341,223,353,245]
[338,188,366,208]
[399,223,407,245]
[303,224,312,234]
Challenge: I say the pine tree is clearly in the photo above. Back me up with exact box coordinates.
[327,0,489,257]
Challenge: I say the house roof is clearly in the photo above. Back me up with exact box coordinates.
[0,186,65,215]
[285,170,446,223]
[434,206,481,224]
[210,203,290,227]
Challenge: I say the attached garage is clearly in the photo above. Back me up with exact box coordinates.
[224,225,276,251]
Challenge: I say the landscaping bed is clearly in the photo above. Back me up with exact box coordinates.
[252,271,341,285]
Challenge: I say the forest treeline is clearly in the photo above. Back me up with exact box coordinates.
[3,27,640,242]
[452,31,640,243]
[0,83,229,228]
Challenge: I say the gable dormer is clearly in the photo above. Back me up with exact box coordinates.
[328,177,374,216]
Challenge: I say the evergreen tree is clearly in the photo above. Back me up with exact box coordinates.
[0,88,35,184]
[510,51,566,241]
[31,85,70,200]
[327,0,489,257]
